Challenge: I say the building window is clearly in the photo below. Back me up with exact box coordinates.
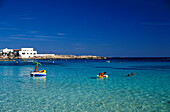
[22,53,25,55]
[27,53,29,54]
[30,53,32,55]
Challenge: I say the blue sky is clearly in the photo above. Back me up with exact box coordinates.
[0,0,170,57]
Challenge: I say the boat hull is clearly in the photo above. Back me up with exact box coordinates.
[30,72,46,76]
[97,75,108,78]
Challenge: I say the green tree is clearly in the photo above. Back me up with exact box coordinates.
[15,52,19,57]
[7,51,14,59]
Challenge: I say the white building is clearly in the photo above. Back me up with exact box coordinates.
[19,48,37,58]
[0,47,55,58]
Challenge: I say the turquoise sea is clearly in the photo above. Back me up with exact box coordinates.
[0,59,170,111]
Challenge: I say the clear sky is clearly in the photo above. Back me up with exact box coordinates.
[0,0,170,57]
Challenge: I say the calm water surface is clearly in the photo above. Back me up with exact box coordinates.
[0,59,170,111]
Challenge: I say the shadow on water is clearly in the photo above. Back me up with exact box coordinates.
[95,65,170,71]
[16,80,26,83]
[116,65,170,71]
[116,68,156,70]
[129,65,170,69]
[95,66,113,68]
[89,77,98,79]
[168,101,170,104]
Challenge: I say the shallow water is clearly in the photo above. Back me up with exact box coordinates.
[0,59,170,111]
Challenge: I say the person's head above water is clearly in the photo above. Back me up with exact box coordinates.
[104,72,106,74]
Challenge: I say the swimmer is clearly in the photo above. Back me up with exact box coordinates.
[131,72,133,76]
[126,74,130,77]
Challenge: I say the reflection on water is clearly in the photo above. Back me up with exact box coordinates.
[18,67,34,76]
[3,66,13,76]
[33,76,46,88]
[1,65,34,77]
[97,77,108,81]
[33,76,46,81]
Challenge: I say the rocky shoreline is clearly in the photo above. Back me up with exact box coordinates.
[0,55,107,60]
[0,59,16,61]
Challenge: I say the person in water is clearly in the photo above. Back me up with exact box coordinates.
[38,70,43,73]
[131,72,133,76]
[126,74,130,77]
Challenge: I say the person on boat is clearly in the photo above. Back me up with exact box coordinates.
[101,72,106,78]
[131,72,133,76]
[99,73,102,77]
[38,70,44,73]
[126,74,130,77]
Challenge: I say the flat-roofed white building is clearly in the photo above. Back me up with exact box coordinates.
[19,48,37,58]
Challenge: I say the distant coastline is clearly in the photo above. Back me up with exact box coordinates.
[107,57,170,59]
[1,56,170,61]
[0,48,107,60]
[0,55,107,60]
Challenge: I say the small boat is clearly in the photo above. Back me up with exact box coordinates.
[97,75,108,78]
[31,62,46,76]
[30,70,46,76]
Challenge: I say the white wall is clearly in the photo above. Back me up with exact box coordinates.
[21,48,33,52]
[37,54,55,56]
[19,48,37,58]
